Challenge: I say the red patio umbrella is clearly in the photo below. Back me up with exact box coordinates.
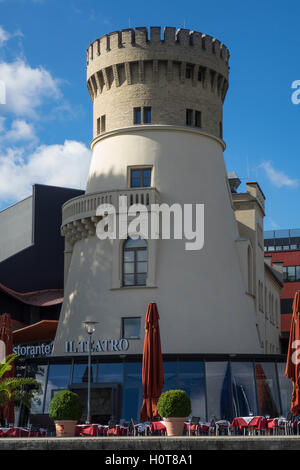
[285,291,300,415]
[140,303,164,422]
[0,313,15,424]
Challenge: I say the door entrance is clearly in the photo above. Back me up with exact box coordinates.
[70,384,121,424]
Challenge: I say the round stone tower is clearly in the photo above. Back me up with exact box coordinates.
[53,27,262,357]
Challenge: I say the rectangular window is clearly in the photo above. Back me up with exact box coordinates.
[133,107,141,124]
[122,318,141,339]
[143,107,151,124]
[219,121,223,138]
[281,298,293,314]
[195,110,202,128]
[130,167,152,188]
[186,109,193,126]
[97,118,101,135]
[101,115,106,132]
[287,266,296,282]
[282,266,287,281]
[186,64,193,79]
[296,266,300,281]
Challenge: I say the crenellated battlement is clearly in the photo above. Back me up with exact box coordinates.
[86,26,230,140]
[87,27,229,59]
[86,26,229,72]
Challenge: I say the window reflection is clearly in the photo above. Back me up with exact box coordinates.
[255,362,280,417]
[231,362,258,417]
[206,362,232,420]
[72,363,97,383]
[44,364,71,413]
[122,362,143,420]
[26,363,48,415]
[178,362,206,420]
[162,362,178,392]
[277,362,293,417]
[97,363,123,383]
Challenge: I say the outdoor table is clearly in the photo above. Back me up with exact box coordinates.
[231,416,267,434]
[75,424,100,437]
[0,427,47,437]
[108,424,129,436]
[267,418,288,435]
[150,421,166,435]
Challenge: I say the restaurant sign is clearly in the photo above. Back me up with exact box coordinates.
[13,342,53,357]
[65,338,129,354]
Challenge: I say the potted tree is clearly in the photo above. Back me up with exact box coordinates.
[157,390,191,436]
[49,390,82,437]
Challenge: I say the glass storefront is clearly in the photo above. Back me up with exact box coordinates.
[18,356,293,424]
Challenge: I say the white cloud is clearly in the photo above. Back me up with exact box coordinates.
[0,140,92,201]
[0,26,10,46]
[2,119,36,142]
[0,59,61,117]
[260,161,299,188]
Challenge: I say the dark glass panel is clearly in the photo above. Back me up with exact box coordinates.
[254,362,280,417]
[122,362,143,420]
[178,362,206,420]
[72,363,97,384]
[205,362,232,421]
[231,362,258,417]
[44,363,71,412]
[26,363,48,414]
[162,362,178,392]
[277,362,293,417]
[97,363,123,383]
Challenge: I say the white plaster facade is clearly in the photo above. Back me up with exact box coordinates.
[52,27,281,357]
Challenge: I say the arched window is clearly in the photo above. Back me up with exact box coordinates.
[123,237,147,286]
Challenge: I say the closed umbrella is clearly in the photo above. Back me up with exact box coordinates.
[140,303,164,422]
[0,313,14,425]
[285,291,300,416]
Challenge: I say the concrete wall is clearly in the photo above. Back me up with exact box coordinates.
[0,196,33,263]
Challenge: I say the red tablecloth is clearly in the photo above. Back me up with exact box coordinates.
[231,416,267,431]
[267,418,288,429]
[75,424,130,437]
[0,427,47,437]
[75,424,101,437]
[150,421,166,435]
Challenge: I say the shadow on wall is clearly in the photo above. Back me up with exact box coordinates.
[55,169,158,350]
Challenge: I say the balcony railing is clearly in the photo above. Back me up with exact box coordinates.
[62,187,160,226]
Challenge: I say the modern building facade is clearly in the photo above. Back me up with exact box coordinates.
[264,229,300,353]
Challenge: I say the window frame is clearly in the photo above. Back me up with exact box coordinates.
[122,317,142,339]
[129,166,152,188]
[122,238,148,287]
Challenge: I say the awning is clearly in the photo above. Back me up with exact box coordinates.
[0,282,63,307]
[13,320,58,344]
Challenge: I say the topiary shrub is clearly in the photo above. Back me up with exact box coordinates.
[157,390,191,418]
[49,390,82,421]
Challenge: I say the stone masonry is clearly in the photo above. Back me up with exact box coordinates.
[86,26,230,140]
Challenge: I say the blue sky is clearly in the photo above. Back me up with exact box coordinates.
[0,0,299,231]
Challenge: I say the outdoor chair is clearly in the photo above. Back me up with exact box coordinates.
[107,417,118,436]
[130,419,149,436]
[186,416,200,436]
[215,420,231,436]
